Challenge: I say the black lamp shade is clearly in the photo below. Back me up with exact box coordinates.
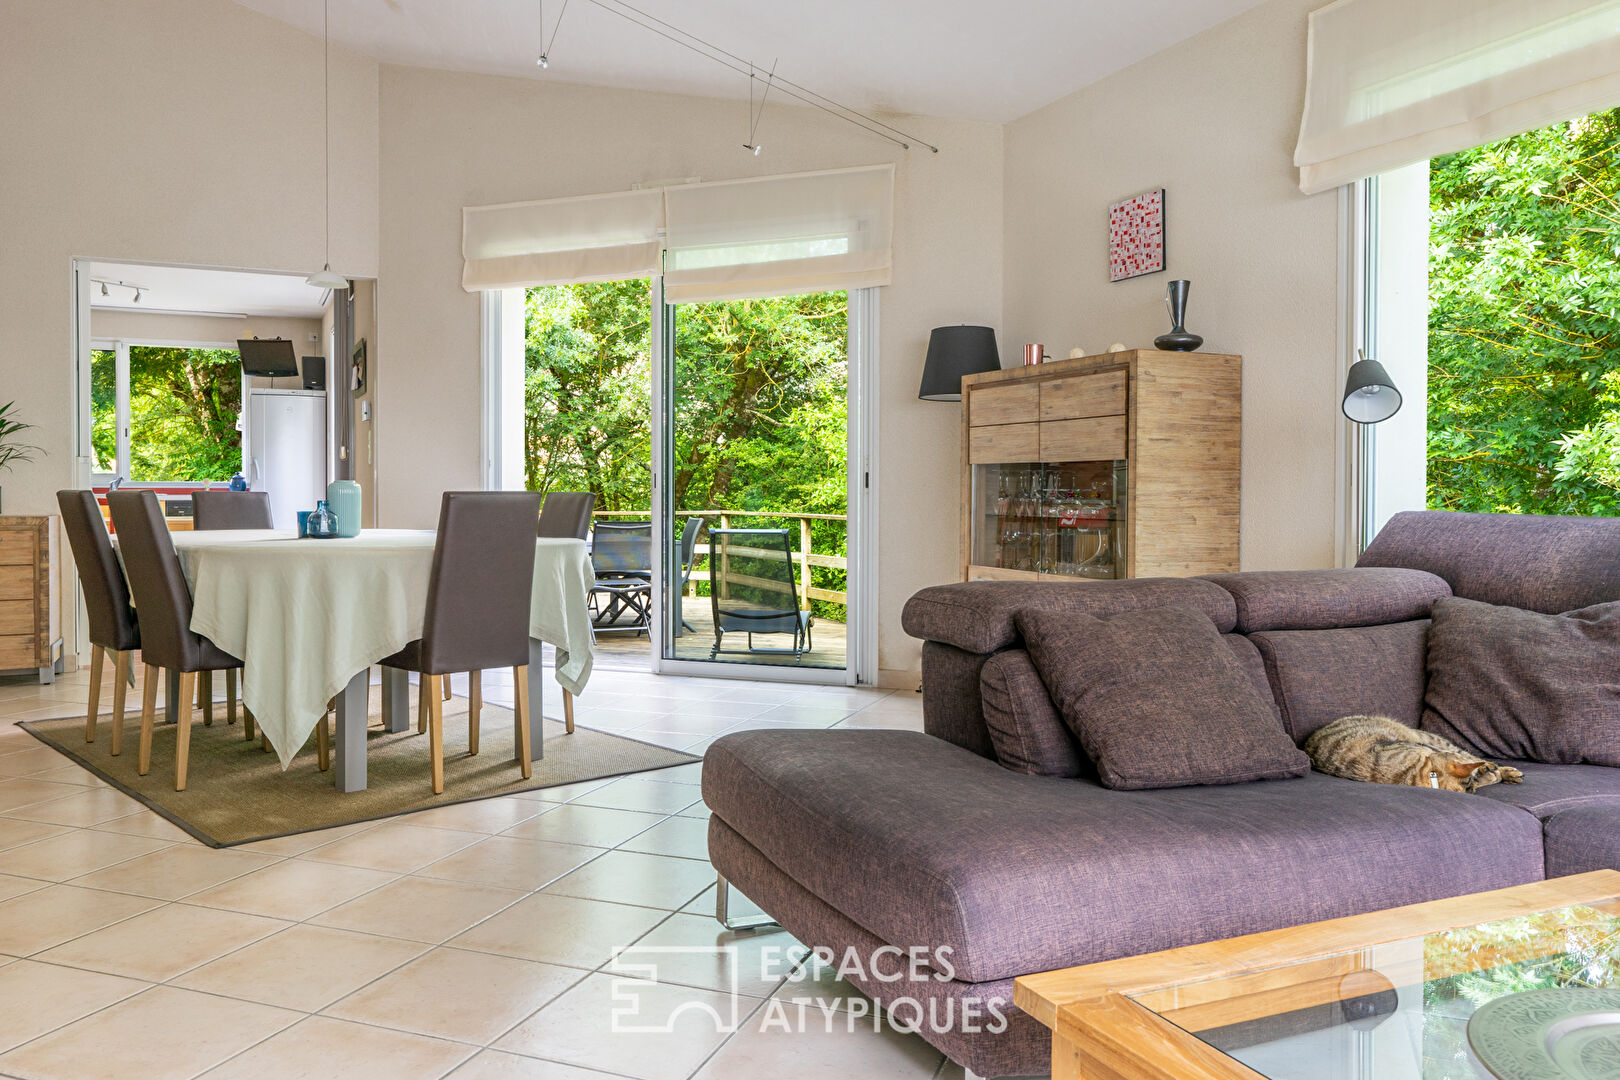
[1342,357,1402,424]
[919,326,1001,401]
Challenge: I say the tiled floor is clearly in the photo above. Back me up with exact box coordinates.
[0,663,967,1080]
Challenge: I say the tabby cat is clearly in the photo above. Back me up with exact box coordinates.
[1303,714,1525,793]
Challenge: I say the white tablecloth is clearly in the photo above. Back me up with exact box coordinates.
[166,529,595,767]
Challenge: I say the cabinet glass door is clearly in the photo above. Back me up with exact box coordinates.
[970,460,1127,578]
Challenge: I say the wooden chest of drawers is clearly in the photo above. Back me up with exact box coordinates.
[0,516,61,683]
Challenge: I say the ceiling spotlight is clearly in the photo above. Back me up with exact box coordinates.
[132,289,142,304]
[100,282,109,296]
[744,143,761,156]
[537,54,548,68]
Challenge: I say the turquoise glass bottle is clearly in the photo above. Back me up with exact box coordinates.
[325,480,362,538]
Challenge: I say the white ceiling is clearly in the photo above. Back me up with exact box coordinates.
[88,262,329,319]
[229,0,1270,124]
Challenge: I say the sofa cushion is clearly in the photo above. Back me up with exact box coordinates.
[902,577,1238,656]
[1474,761,1620,818]
[702,729,1547,984]
[1358,510,1620,614]
[1422,597,1620,765]
[980,650,1088,777]
[1200,569,1450,632]
[1018,604,1307,790]
[1249,621,1429,742]
[1541,806,1620,877]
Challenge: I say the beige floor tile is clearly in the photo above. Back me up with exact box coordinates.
[692,1001,945,1080]
[446,1049,622,1079]
[680,883,765,923]
[569,779,703,816]
[616,816,710,861]
[640,762,703,785]
[495,973,736,1080]
[301,821,485,874]
[416,835,599,892]
[620,913,798,998]
[0,985,300,1080]
[542,850,716,911]
[450,892,669,970]
[0,779,85,815]
[0,818,70,854]
[312,875,526,944]
[0,747,79,779]
[231,820,377,856]
[326,946,583,1044]
[0,829,173,882]
[0,959,148,1053]
[90,811,196,843]
[0,883,160,955]
[186,858,398,921]
[198,1015,476,1080]
[37,902,289,982]
[23,764,107,788]
[631,715,744,739]
[0,873,46,903]
[406,796,547,834]
[506,777,616,804]
[1,786,144,827]
[69,844,278,900]
[663,699,777,721]
[500,804,665,849]
[750,704,861,725]
[174,923,426,1011]
[674,798,711,820]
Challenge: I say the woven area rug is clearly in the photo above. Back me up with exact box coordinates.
[20,695,697,847]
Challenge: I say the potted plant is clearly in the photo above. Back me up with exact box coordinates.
[0,401,41,514]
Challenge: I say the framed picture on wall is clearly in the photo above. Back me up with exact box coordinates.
[1109,189,1166,282]
[351,339,367,399]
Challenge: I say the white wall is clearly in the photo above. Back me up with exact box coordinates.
[1002,0,1343,571]
[376,66,1003,680]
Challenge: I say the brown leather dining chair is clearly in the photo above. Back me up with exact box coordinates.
[56,491,140,753]
[382,491,543,794]
[108,489,257,790]
[536,491,594,734]
[191,490,274,530]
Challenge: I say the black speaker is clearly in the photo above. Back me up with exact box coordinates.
[301,357,326,391]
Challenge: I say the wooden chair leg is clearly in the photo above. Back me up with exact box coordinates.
[174,671,196,791]
[444,675,453,701]
[242,705,256,741]
[468,670,481,756]
[513,664,532,779]
[137,664,159,775]
[110,650,131,756]
[418,677,428,735]
[316,710,330,772]
[226,668,238,724]
[260,732,272,753]
[427,674,445,794]
[200,670,214,726]
[563,688,575,735]
[84,644,105,743]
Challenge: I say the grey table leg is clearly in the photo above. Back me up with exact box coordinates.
[379,667,410,734]
[333,668,369,792]
[165,669,180,724]
[529,638,545,762]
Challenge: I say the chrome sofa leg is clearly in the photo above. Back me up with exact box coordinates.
[715,873,781,932]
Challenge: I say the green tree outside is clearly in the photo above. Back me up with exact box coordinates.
[90,346,243,481]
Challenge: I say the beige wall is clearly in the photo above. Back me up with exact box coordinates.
[376,65,1003,679]
[1002,0,1343,571]
[0,0,379,518]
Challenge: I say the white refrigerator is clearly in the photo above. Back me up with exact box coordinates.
[246,389,327,531]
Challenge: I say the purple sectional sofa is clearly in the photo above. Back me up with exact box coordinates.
[701,511,1620,1078]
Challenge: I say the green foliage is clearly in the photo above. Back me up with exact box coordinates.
[1429,107,1620,515]
[0,400,41,476]
[90,350,116,473]
[524,281,849,619]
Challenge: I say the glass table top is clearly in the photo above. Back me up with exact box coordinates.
[1129,899,1620,1080]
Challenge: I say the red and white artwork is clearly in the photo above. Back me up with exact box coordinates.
[1109,189,1165,282]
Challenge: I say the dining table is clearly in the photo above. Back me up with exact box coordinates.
[154,528,596,792]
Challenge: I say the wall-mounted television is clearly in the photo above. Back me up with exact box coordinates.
[237,338,299,377]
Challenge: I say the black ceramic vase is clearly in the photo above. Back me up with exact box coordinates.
[1154,279,1204,352]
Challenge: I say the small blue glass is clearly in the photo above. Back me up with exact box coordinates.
[296,510,314,537]
[304,500,339,539]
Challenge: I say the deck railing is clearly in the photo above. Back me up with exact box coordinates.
[589,509,848,613]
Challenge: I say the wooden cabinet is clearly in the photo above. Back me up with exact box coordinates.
[0,517,61,682]
[960,351,1240,581]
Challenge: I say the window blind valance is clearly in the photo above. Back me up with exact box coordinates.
[1295,0,1620,195]
[461,164,895,300]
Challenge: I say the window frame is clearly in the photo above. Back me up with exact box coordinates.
[87,335,244,486]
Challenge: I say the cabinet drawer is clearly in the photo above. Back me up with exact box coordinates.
[0,529,35,567]
[1040,415,1127,462]
[0,601,31,637]
[0,635,35,670]
[1040,369,1127,422]
[0,565,32,602]
[970,422,1041,464]
[968,381,1039,427]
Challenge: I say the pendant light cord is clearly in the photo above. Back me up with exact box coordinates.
[323,0,331,269]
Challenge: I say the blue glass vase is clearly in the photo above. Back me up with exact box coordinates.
[228,472,249,491]
[305,500,339,539]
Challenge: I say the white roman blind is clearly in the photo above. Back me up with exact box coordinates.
[662,164,894,303]
[461,188,664,291]
[1295,0,1620,194]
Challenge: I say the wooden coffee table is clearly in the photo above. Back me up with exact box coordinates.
[1014,870,1620,1080]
